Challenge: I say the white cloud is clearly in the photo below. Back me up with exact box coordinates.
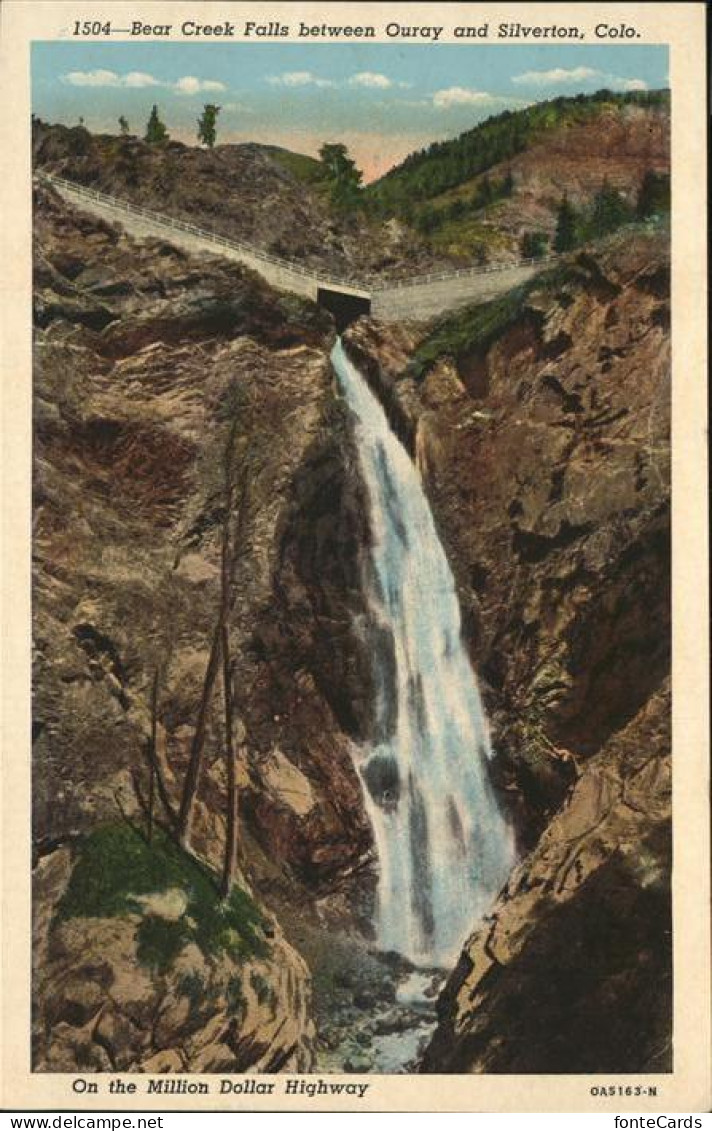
[350,72,393,89]
[267,71,333,88]
[61,69,225,95]
[513,67,649,93]
[174,76,226,95]
[63,69,122,87]
[513,66,600,86]
[123,71,161,88]
[432,87,494,109]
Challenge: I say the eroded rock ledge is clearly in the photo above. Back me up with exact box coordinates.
[344,228,671,1072]
[32,181,380,1070]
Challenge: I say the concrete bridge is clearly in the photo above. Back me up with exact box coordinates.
[39,172,555,323]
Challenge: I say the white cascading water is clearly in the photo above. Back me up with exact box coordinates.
[332,339,515,966]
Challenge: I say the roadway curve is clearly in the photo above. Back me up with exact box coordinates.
[39,173,553,322]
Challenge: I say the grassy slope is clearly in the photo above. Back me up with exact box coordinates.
[57,823,268,973]
[364,89,668,260]
[367,89,669,215]
[260,145,325,185]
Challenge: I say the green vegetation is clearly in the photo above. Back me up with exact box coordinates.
[521,230,549,259]
[554,195,580,252]
[251,971,276,1009]
[118,115,130,137]
[318,142,363,210]
[428,217,509,262]
[225,975,246,1016]
[265,147,324,185]
[590,180,632,236]
[176,970,207,1008]
[414,171,514,237]
[56,823,268,973]
[407,283,534,382]
[367,89,669,218]
[144,104,169,145]
[197,103,221,149]
[552,173,668,253]
[637,170,670,218]
[407,253,635,382]
[136,915,189,973]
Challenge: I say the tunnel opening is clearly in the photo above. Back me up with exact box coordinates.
[317,287,371,331]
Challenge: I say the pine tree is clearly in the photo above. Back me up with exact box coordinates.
[318,142,363,211]
[118,115,130,137]
[554,195,579,252]
[637,170,670,218]
[197,104,221,149]
[591,179,630,236]
[144,105,168,145]
[521,231,548,259]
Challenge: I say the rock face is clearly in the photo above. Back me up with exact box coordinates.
[32,141,672,1073]
[421,682,671,1073]
[33,844,315,1073]
[479,102,670,249]
[32,120,441,281]
[32,180,376,1069]
[344,227,671,1072]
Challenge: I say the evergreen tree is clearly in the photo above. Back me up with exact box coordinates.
[144,105,168,145]
[590,179,631,236]
[118,115,130,137]
[415,205,438,234]
[521,231,548,259]
[365,89,669,222]
[197,103,221,149]
[318,142,363,210]
[554,195,579,252]
[479,175,494,206]
[637,170,670,218]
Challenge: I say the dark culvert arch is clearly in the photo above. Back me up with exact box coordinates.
[317,287,371,331]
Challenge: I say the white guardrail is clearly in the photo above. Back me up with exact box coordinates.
[37,171,558,295]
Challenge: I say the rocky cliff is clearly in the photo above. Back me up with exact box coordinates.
[32,179,379,1070]
[344,225,671,1071]
[368,94,669,261]
[455,101,670,252]
[32,120,439,280]
[32,132,672,1073]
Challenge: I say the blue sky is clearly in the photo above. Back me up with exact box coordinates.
[32,43,668,179]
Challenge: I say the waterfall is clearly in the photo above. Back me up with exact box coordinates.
[332,339,515,966]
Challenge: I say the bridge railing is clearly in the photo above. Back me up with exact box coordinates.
[37,172,365,292]
[37,171,559,295]
[369,254,559,292]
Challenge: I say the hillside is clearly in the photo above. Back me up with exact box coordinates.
[367,90,669,261]
[33,94,670,276]
[345,224,671,1071]
[31,120,442,280]
[30,88,672,1077]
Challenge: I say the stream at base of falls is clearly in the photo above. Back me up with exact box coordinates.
[280,913,446,1074]
[316,965,445,1074]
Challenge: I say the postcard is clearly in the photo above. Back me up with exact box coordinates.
[1,0,709,1113]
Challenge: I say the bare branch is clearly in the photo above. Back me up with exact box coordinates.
[220,621,239,900]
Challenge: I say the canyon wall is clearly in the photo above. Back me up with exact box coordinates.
[32,181,378,1070]
[32,160,671,1074]
[345,227,671,1071]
